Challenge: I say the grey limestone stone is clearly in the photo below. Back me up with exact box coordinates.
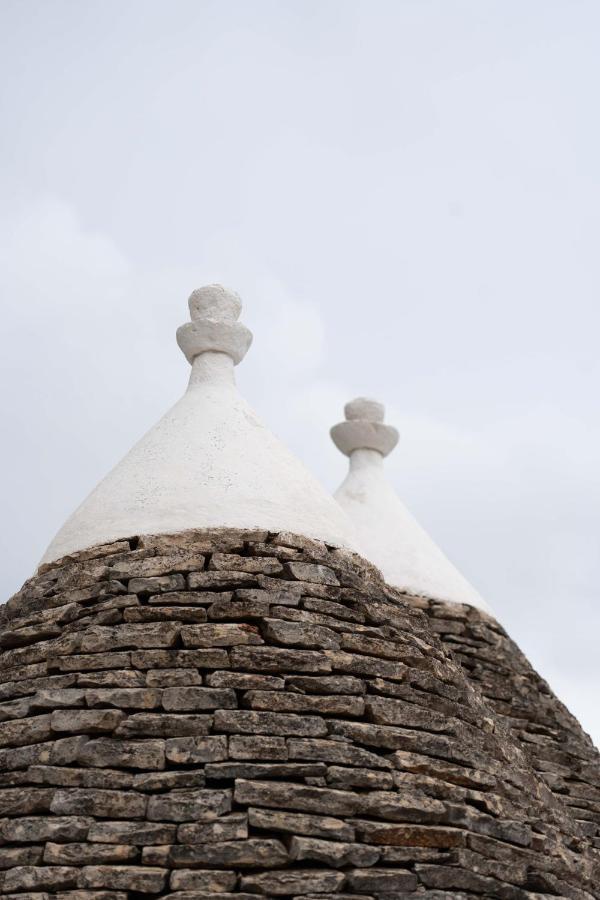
[289,835,380,868]
[230,646,331,673]
[178,814,248,844]
[165,735,228,764]
[87,821,177,845]
[77,738,166,770]
[214,709,327,737]
[180,623,262,647]
[162,686,236,711]
[50,789,147,819]
[247,806,355,842]
[169,838,288,869]
[147,789,232,822]
[78,865,168,892]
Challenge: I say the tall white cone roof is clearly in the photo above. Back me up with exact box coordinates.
[41,286,358,566]
[331,397,491,612]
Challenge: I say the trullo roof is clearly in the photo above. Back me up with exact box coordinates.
[331,397,492,612]
[41,285,357,566]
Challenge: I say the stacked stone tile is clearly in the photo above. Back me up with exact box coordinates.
[418,596,600,848]
[1,529,599,898]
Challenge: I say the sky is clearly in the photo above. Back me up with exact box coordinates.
[0,1,598,744]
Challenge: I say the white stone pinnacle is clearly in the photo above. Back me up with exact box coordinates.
[330,396,399,457]
[40,285,358,567]
[176,284,253,366]
[331,397,492,612]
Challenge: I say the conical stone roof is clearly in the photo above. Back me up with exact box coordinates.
[331,397,491,612]
[1,288,599,898]
[41,286,357,567]
[2,528,599,897]
[331,396,600,842]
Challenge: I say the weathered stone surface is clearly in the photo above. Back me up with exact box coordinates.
[287,737,391,769]
[43,842,139,864]
[230,646,331,673]
[3,816,93,843]
[0,846,43,867]
[178,814,248,844]
[131,648,229,669]
[240,869,345,895]
[114,713,212,738]
[85,688,161,709]
[214,709,327,737]
[263,618,340,650]
[286,562,339,585]
[169,838,288,868]
[207,598,271,620]
[209,553,283,575]
[326,765,393,790]
[78,738,165,769]
[162,686,236,711]
[0,789,53,816]
[248,807,354,841]
[169,869,237,891]
[187,571,257,590]
[2,866,79,891]
[206,670,284,690]
[51,710,125,733]
[353,820,466,848]
[55,652,131,672]
[234,779,360,816]
[78,865,167,892]
[205,762,326,779]
[2,530,599,899]
[180,623,262,647]
[111,553,206,578]
[80,623,179,651]
[148,590,226,605]
[147,789,232,822]
[146,668,202,687]
[124,606,207,624]
[0,714,52,748]
[289,835,379,867]
[26,764,134,789]
[244,690,364,716]
[128,575,186,594]
[285,674,365,695]
[88,821,177,845]
[50,789,147,819]
[77,670,146,688]
[165,736,228,764]
[229,735,287,760]
[133,770,205,791]
[346,867,419,891]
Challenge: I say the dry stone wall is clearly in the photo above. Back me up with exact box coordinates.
[1,529,599,899]
[415,597,600,848]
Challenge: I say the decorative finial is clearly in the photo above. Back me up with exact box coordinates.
[176,284,252,365]
[330,396,399,457]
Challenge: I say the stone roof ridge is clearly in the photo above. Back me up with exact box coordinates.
[39,285,358,568]
[331,396,492,613]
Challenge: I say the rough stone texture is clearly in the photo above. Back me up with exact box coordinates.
[418,596,600,846]
[1,528,599,898]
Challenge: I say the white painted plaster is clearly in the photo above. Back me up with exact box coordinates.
[40,286,358,566]
[332,398,492,612]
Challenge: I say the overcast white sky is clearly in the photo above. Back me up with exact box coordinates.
[1,1,598,744]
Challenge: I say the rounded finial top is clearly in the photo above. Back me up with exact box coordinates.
[344,397,385,424]
[188,285,242,323]
[177,284,252,367]
[331,396,399,458]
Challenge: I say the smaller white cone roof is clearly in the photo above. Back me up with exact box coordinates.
[331,398,492,613]
[41,286,358,566]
